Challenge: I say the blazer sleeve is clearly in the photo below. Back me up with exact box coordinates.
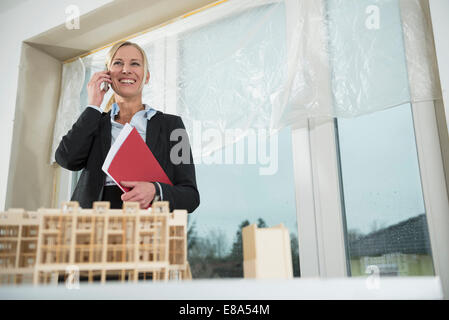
[55,107,102,171]
[158,116,200,213]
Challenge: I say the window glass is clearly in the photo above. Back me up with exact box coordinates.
[187,127,299,278]
[337,104,435,276]
[327,0,435,277]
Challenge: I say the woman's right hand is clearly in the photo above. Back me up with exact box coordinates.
[87,71,112,107]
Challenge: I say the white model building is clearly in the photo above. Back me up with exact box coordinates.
[242,223,293,279]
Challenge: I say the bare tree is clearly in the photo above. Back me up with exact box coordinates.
[207,228,229,258]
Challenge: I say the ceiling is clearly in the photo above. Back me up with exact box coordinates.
[0,0,30,14]
[24,0,218,62]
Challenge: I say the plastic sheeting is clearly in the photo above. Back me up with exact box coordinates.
[50,58,85,163]
[50,0,441,163]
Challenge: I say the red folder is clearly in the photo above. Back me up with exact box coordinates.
[102,123,172,193]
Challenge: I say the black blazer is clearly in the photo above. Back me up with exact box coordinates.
[55,107,200,213]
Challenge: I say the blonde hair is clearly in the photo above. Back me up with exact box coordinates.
[104,41,150,112]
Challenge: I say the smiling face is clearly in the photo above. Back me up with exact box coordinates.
[108,45,149,98]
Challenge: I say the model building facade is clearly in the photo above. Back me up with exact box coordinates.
[242,223,293,279]
[0,201,190,285]
[0,209,39,284]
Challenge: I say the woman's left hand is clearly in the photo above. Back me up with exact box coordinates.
[120,181,156,209]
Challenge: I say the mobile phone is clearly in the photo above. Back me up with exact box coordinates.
[101,68,109,92]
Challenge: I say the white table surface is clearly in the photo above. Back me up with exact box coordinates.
[0,276,443,300]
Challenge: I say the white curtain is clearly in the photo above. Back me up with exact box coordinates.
[50,0,441,163]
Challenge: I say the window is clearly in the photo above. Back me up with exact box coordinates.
[55,0,449,290]
[187,128,299,278]
[327,0,436,277]
[336,103,435,276]
[294,0,447,281]
[177,2,299,278]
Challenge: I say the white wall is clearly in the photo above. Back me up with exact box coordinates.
[0,0,112,210]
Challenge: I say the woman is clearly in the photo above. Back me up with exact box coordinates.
[55,41,200,212]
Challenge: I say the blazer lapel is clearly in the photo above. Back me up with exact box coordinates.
[146,111,161,154]
[100,111,112,162]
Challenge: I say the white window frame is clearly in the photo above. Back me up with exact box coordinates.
[411,100,449,298]
[288,0,347,278]
[292,118,348,278]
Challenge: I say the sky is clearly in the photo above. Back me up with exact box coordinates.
[189,127,298,253]
[337,103,426,235]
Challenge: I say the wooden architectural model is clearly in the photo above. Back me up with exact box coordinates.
[0,209,39,284]
[0,201,190,285]
[242,223,293,279]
